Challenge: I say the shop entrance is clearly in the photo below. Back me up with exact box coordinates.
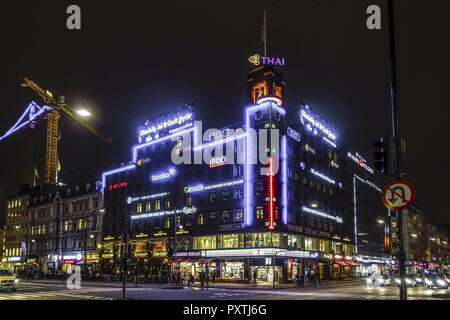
[249,266,283,284]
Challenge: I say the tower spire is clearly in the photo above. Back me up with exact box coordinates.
[263,10,267,56]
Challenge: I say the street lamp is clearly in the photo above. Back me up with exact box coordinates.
[76,108,91,117]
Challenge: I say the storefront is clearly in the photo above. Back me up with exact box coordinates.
[220,260,245,281]
[355,256,394,277]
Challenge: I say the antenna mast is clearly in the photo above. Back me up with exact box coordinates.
[263,10,267,56]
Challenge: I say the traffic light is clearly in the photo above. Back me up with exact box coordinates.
[373,138,389,175]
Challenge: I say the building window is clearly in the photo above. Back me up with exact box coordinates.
[234,209,243,222]
[186,196,192,206]
[164,217,170,229]
[137,203,142,213]
[145,202,151,212]
[256,206,264,220]
[165,199,171,209]
[155,200,161,211]
[222,210,230,223]
[186,215,192,227]
[208,212,216,224]
[193,236,217,250]
[255,182,264,195]
[209,191,216,203]
[197,213,204,226]
[235,187,243,199]
[222,189,230,201]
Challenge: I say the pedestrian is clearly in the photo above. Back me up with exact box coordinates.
[211,269,216,283]
[300,272,305,288]
[295,273,300,288]
[252,269,258,287]
[200,270,205,290]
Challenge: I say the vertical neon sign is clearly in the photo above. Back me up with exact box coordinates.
[268,157,275,230]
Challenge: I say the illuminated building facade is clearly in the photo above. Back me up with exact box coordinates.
[100,65,362,283]
[3,191,31,271]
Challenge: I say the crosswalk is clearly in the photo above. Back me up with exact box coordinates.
[0,286,113,300]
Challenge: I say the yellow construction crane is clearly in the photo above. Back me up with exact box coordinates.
[19,76,112,184]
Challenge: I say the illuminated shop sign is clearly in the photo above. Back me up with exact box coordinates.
[300,105,337,143]
[137,157,151,166]
[130,206,197,220]
[302,206,343,224]
[304,144,315,155]
[127,192,170,204]
[347,152,374,174]
[151,168,176,182]
[138,106,194,143]
[209,128,243,141]
[184,179,244,194]
[109,181,128,190]
[209,156,227,168]
[10,256,21,262]
[60,254,83,261]
[310,169,335,185]
[248,54,286,66]
[174,251,203,257]
[287,127,300,142]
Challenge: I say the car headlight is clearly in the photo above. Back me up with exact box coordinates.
[14,279,19,283]
[437,280,445,286]
[396,279,401,284]
[445,278,450,283]
[416,278,422,282]
[378,278,384,283]
[425,279,432,285]
[405,279,412,284]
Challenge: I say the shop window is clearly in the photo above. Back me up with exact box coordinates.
[294,171,300,181]
[193,236,217,250]
[319,239,331,252]
[309,217,316,228]
[137,203,142,213]
[246,232,274,248]
[305,237,319,251]
[218,233,244,249]
[256,206,264,220]
[332,242,343,254]
[288,235,305,250]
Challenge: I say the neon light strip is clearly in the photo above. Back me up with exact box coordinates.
[0,102,53,141]
[323,136,337,148]
[269,157,274,230]
[354,174,381,192]
[132,127,195,163]
[282,135,287,225]
[101,164,136,205]
[302,206,343,224]
[311,168,335,184]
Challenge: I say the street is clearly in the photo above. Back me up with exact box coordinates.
[1,280,449,300]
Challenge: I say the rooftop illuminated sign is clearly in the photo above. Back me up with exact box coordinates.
[300,105,337,143]
[347,152,374,174]
[138,105,194,143]
[151,168,176,182]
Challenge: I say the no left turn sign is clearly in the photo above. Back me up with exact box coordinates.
[382,180,416,211]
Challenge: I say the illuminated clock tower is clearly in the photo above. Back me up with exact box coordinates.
[245,65,288,232]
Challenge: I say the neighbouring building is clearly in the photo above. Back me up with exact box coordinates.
[0,228,5,262]
[25,181,103,275]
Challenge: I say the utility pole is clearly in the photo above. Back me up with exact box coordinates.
[263,10,267,56]
[387,0,407,300]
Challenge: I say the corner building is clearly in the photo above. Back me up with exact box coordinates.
[101,66,358,283]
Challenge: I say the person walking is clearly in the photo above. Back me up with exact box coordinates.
[295,273,300,288]
[211,269,216,283]
[200,270,205,290]
[252,269,258,287]
[300,272,305,288]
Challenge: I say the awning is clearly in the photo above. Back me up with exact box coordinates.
[346,261,360,266]
[333,260,348,266]
[176,258,214,263]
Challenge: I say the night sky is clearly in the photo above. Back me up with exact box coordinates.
[1,0,449,227]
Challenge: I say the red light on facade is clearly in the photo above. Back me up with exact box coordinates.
[109,181,128,190]
[268,157,275,230]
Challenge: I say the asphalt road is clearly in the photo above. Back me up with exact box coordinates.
[0,280,449,300]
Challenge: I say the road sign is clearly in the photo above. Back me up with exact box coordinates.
[382,180,416,210]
